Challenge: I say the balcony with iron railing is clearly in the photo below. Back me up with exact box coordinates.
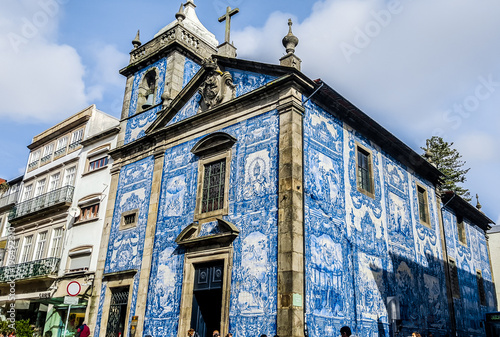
[68,140,81,151]
[9,186,74,221]
[0,257,60,282]
[53,147,66,158]
[0,191,19,209]
[28,160,39,170]
[40,153,53,165]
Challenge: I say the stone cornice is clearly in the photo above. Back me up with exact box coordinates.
[120,25,217,77]
[110,73,313,166]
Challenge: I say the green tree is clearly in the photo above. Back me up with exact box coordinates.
[0,181,8,195]
[422,136,471,201]
[0,319,34,337]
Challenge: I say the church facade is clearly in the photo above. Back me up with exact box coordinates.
[87,2,497,337]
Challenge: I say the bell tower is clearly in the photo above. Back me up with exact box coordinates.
[116,0,220,146]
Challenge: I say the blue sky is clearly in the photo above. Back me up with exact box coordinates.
[1,0,499,224]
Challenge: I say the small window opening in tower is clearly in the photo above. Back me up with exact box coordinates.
[141,71,157,110]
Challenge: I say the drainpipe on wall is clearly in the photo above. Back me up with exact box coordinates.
[437,191,457,336]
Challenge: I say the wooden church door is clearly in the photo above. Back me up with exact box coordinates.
[191,261,224,337]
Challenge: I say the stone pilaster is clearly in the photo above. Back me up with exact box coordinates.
[133,149,165,336]
[117,75,135,148]
[165,51,187,102]
[87,167,121,333]
[435,194,457,336]
[277,87,305,337]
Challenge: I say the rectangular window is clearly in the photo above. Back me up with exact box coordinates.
[1,217,10,237]
[201,159,226,213]
[79,204,100,222]
[449,257,460,298]
[34,179,46,197]
[417,185,430,225]
[48,173,60,192]
[0,216,4,237]
[6,239,19,266]
[55,137,68,157]
[356,145,374,196]
[476,270,486,306]
[20,235,33,263]
[63,166,77,187]
[68,250,91,272]
[34,231,48,260]
[29,150,40,164]
[88,157,109,172]
[120,210,138,230]
[457,215,467,245]
[69,129,84,150]
[22,184,33,201]
[124,214,136,225]
[28,150,40,169]
[41,143,54,164]
[49,228,63,258]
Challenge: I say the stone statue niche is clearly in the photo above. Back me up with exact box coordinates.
[198,59,236,112]
[138,69,158,112]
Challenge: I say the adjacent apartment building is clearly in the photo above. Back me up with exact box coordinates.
[0,105,119,337]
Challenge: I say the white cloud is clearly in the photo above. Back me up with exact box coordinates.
[0,0,89,122]
[233,0,500,219]
[86,43,129,102]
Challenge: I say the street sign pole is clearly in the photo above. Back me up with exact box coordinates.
[64,304,71,337]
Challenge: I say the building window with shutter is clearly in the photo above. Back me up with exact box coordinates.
[88,157,109,172]
[67,247,92,273]
[78,203,100,222]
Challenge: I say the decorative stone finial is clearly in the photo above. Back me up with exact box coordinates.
[280,19,301,70]
[132,30,141,49]
[476,194,482,211]
[282,19,299,54]
[175,3,186,22]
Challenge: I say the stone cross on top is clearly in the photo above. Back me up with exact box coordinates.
[218,6,239,44]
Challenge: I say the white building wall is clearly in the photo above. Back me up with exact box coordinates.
[59,123,119,277]
[488,226,500,310]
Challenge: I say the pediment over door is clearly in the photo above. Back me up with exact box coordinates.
[175,218,239,248]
